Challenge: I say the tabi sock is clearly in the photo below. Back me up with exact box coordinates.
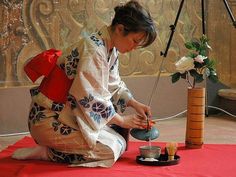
[11,145,49,161]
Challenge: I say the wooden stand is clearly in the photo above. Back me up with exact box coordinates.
[185,87,205,149]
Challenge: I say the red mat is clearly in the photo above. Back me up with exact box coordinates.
[0,136,236,177]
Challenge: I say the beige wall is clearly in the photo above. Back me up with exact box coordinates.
[0,77,189,134]
[0,87,31,134]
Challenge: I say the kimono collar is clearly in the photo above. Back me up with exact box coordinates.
[98,26,114,53]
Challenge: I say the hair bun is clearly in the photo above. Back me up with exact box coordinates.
[114,5,123,13]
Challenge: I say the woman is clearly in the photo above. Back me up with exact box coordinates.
[12,0,157,167]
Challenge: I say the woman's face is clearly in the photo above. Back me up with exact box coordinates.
[112,25,146,53]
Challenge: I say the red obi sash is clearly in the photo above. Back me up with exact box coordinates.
[24,49,73,103]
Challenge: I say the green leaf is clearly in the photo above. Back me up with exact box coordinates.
[189,70,204,83]
[188,53,198,58]
[199,49,207,56]
[185,42,195,50]
[210,69,218,77]
[194,61,204,68]
[195,74,204,83]
[192,41,200,51]
[206,59,216,68]
[171,72,181,83]
[200,35,209,43]
[204,58,210,65]
[208,74,218,83]
[180,72,187,79]
[207,68,218,83]
[189,69,198,75]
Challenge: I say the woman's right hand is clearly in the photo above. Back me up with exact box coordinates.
[122,114,148,129]
[109,113,147,129]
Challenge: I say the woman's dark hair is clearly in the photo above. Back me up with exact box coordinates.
[111,0,157,48]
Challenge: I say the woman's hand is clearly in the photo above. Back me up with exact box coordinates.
[121,114,148,129]
[127,98,152,120]
[108,113,147,129]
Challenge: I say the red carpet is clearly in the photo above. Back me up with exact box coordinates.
[0,136,236,177]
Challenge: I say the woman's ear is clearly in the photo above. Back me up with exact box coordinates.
[115,24,125,35]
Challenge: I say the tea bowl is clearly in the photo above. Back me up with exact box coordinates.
[139,145,161,159]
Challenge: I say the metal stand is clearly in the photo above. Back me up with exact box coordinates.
[223,0,236,28]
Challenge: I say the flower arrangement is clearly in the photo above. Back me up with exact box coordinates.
[171,35,218,88]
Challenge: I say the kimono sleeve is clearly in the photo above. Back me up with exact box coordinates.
[108,58,133,113]
[69,42,116,132]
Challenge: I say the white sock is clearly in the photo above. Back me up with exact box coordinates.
[12,145,49,161]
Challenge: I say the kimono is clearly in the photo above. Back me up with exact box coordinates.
[24,26,133,167]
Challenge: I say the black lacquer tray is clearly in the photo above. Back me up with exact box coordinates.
[136,154,180,166]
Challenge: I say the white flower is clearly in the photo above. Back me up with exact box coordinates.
[175,56,195,74]
[194,55,207,63]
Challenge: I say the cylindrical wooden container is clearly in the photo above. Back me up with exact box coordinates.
[185,87,205,149]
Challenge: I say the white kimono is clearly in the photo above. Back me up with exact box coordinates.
[27,26,133,167]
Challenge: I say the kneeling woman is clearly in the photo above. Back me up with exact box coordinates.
[12,0,157,167]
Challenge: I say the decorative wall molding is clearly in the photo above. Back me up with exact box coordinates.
[2,0,230,87]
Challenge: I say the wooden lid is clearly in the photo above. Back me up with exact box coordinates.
[218,89,236,100]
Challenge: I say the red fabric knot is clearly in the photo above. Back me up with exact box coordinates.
[24,49,62,82]
[24,48,73,103]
